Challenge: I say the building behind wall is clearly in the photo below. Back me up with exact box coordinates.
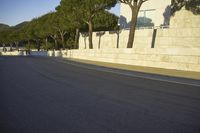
[120,0,172,29]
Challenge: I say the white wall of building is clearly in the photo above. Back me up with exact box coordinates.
[120,0,171,28]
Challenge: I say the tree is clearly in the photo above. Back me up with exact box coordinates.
[0,30,10,49]
[28,18,42,51]
[19,22,33,51]
[59,0,117,49]
[58,0,85,49]
[119,0,148,48]
[0,24,10,31]
[9,29,21,50]
[171,0,200,15]
[93,10,119,31]
[35,13,51,50]
[78,0,117,49]
[42,11,70,50]
[35,13,58,50]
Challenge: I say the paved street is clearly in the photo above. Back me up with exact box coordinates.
[0,56,200,133]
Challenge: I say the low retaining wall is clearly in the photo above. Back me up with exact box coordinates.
[63,48,200,72]
[1,49,199,72]
[48,50,67,57]
[0,51,25,56]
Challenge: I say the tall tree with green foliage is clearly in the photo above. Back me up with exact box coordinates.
[45,11,70,50]
[59,0,117,49]
[79,0,117,49]
[0,30,11,49]
[171,0,200,15]
[93,10,119,31]
[9,29,21,50]
[19,22,33,50]
[35,13,51,50]
[119,0,148,48]
[58,0,85,49]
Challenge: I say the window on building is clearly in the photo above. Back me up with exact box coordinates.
[137,9,156,28]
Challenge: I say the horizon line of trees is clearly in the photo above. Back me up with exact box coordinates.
[0,0,119,51]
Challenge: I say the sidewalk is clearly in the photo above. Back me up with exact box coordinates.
[65,58,200,80]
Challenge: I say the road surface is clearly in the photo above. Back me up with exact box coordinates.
[0,56,200,133]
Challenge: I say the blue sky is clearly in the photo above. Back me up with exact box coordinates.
[110,3,120,17]
[0,0,120,26]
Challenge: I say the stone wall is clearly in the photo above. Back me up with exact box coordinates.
[0,51,23,56]
[170,8,200,28]
[64,48,200,72]
[68,9,200,72]
[79,27,200,49]
[79,8,200,49]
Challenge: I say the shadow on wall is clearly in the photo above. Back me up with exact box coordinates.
[120,15,154,29]
[119,15,130,29]
[81,30,122,49]
[136,17,154,27]
[162,5,172,26]
[81,33,89,49]
[96,31,105,49]
[119,15,156,48]
[109,30,122,48]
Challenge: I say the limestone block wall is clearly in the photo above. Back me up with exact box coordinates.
[79,27,200,49]
[79,29,155,49]
[79,8,200,49]
[72,8,200,72]
[64,48,200,72]
[170,9,200,28]
[0,51,23,56]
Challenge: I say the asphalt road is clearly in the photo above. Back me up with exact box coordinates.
[0,56,200,133]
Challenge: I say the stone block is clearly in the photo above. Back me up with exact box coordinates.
[187,64,200,72]
[169,55,199,64]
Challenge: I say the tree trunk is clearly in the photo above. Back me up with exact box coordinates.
[84,37,87,49]
[54,39,58,50]
[37,40,41,51]
[116,32,119,48]
[98,36,101,49]
[60,32,65,50]
[3,43,5,52]
[28,40,31,55]
[51,35,57,50]
[88,19,93,49]
[15,42,19,51]
[28,40,30,51]
[74,28,80,49]
[61,35,65,50]
[127,9,139,48]
[45,38,48,51]
[10,43,13,51]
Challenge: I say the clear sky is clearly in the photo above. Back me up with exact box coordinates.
[0,0,61,26]
[0,0,120,26]
[110,3,120,16]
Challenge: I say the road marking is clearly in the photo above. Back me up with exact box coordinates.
[56,59,200,87]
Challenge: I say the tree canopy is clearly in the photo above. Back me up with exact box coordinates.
[0,0,118,50]
[171,0,200,15]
